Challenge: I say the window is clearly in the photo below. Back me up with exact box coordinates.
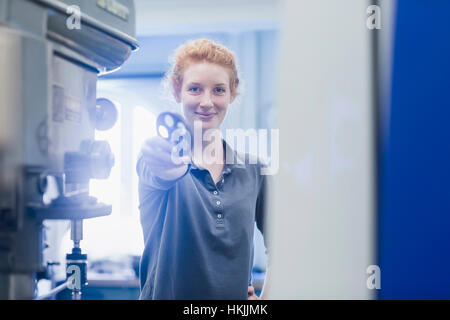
[60,78,162,261]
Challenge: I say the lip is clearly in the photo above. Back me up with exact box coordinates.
[195,112,216,120]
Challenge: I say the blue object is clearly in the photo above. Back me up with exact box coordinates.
[379,0,450,299]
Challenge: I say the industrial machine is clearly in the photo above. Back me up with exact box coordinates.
[0,0,138,299]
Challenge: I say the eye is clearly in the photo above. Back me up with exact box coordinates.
[214,87,226,94]
[188,87,200,93]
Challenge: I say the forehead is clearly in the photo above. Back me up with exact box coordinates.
[182,62,231,85]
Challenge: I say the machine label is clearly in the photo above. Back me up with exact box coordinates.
[52,85,65,123]
[65,95,82,123]
[52,85,82,124]
[97,0,130,21]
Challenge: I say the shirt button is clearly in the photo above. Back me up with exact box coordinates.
[218,214,222,219]
[213,191,218,195]
[216,201,221,206]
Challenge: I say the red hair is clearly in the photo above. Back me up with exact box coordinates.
[168,39,240,100]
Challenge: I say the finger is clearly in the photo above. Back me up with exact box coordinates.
[248,286,255,295]
[169,156,191,166]
[142,140,179,161]
[141,144,170,160]
[143,136,174,154]
[143,152,190,167]
[142,162,182,174]
[164,165,190,178]
[142,161,189,176]
[143,141,190,164]
[142,149,177,165]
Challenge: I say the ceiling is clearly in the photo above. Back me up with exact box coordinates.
[134,0,281,36]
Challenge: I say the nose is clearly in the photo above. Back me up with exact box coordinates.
[199,91,214,108]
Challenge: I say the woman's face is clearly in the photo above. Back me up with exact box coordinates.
[178,62,234,132]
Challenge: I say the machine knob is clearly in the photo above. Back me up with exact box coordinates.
[93,98,118,131]
[64,140,115,183]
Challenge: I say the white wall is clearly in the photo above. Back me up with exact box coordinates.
[267,0,376,299]
[135,0,280,36]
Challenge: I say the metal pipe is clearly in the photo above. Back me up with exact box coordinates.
[34,280,70,300]
[70,220,83,248]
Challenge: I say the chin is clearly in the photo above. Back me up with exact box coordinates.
[200,122,219,131]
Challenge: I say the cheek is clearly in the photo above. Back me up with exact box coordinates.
[181,94,199,108]
[216,98,230,112]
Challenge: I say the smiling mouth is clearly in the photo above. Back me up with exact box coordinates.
[195,112,216,118]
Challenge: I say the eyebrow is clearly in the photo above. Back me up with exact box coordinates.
[186,82,227,86]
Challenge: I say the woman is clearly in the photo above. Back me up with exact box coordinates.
[137,39,269,300]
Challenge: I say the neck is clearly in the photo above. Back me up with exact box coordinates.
[192,130,224,166]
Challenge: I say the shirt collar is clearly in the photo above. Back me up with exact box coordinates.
[190,139,246,172]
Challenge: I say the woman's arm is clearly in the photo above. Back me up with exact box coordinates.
[137,136,190,190]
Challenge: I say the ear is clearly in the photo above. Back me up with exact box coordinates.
[230,80,239,104]
[174,90,182,104]
[230,92,237,104]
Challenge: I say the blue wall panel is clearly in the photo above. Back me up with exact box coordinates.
[379,0,450,299]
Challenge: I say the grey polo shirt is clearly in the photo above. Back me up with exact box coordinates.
[136,139,268,300]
